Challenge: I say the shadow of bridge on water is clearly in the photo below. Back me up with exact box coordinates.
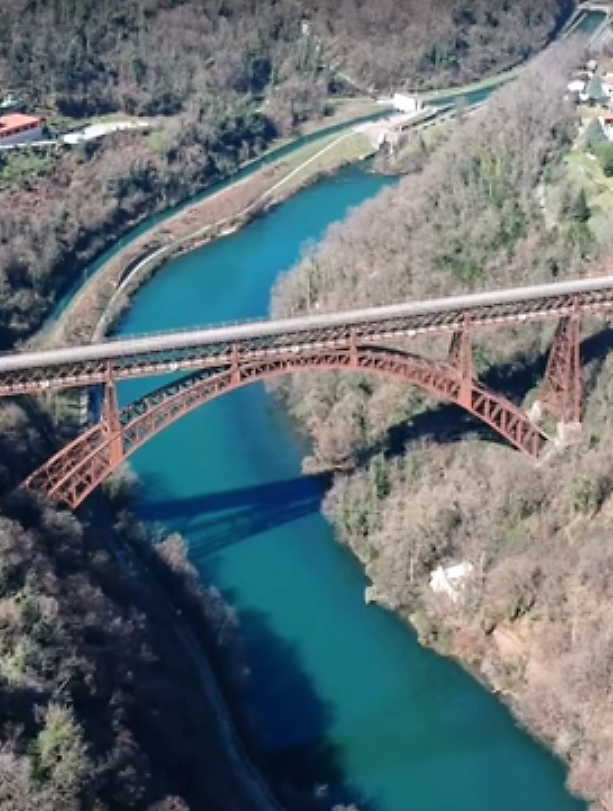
[138,473,331,557]
[135,472,380,811]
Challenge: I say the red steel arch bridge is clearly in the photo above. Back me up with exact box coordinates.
[3,274,613,510]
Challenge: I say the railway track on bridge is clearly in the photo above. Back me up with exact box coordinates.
[0,275,612,396]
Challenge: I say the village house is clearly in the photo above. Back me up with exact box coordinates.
[0,112,43,147]
[392,93,423,114]
[429,561,474,604]
[566,57,613,106]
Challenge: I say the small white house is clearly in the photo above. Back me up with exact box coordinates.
[568,79,586,95]
[393,93,423,114]
[429,562,474,603]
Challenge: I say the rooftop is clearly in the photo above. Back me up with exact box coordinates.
[0,113,41,134]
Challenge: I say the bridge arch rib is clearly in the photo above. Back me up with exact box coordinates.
[24,345,549,510]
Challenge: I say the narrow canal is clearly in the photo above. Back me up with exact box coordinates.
[570,10,607,35]
[116,164,585,811]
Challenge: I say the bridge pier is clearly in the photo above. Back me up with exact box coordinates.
[527,313,583,454]
[102,376,124,469]
[532,314,582,427]
[448,320,475,408]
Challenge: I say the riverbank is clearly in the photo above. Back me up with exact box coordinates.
[422,63,523,104]
[0,390,290,809]
[98,481,291,811]
[47,126,376,348]
[331,448,607,811]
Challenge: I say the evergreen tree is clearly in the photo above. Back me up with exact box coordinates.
[586,73,608,106]
[583,116,607,150]
[568,188,591,223]
[595,141,613,176]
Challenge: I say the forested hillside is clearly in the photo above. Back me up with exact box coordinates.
[272,49,613,808]
[0,401,269,811]
[0,0,570,112]
[0,0,572,349]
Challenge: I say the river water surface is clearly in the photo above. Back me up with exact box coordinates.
[116,165,585,811]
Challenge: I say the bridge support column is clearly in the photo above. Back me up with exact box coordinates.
[102,376,124,468]
[448,320,475,408]
[349,329,358,368]
[231,345,241,386]
[532,314,582,431]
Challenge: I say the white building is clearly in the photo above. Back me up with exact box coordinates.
[0,113,43,147]
[393,93,423,114]
[429,562,474,603]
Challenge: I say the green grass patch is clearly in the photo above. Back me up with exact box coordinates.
[146,130,168,156]
[269,132,375,199]
[564,149,613,243]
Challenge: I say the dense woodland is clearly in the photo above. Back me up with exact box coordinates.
[0,0,571,349]
[273,49,613,808]
[0,0,570,109]
[0,400,268,811]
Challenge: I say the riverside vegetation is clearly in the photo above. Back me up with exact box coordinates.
[0,401,259,811]
[0,2,583,810]
[271,48,613,809]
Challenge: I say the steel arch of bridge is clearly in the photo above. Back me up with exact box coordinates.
[24,339,557,510]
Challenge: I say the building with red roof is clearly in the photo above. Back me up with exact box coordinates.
[0,113,43,147]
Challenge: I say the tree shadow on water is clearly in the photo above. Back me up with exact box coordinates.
[135,473,379,809]
[228,603,379,811]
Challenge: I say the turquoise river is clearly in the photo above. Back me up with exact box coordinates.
[116,165,586,811]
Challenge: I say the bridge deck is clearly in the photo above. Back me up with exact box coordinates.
[2,275,613,395]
